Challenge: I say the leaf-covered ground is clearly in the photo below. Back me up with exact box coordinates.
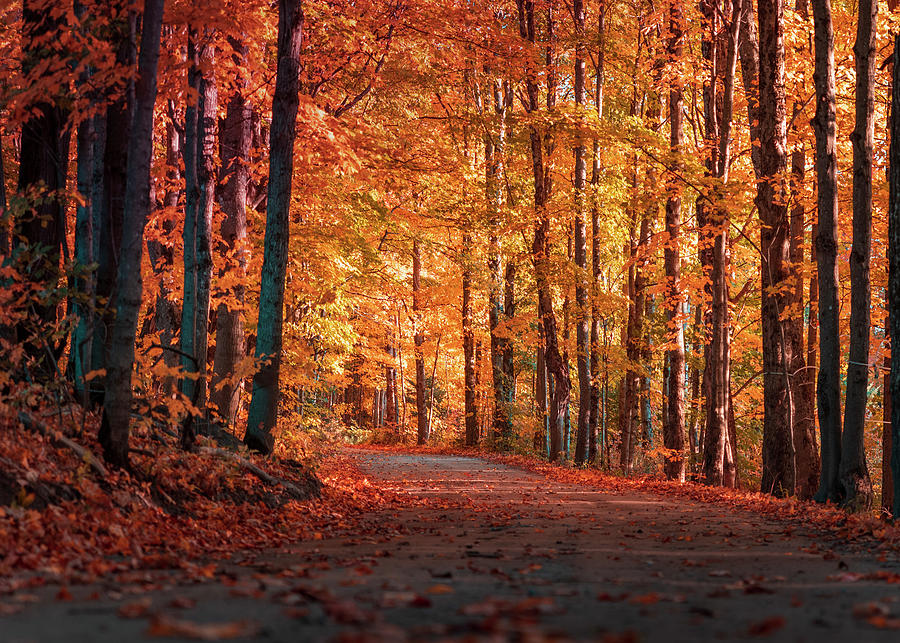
[4,444,900,641]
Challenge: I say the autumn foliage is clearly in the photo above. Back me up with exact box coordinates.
[3,0,900,593]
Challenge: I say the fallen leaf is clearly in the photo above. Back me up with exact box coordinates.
[146,615,259,640]
[118,598,153,619]
[747,616,785,637]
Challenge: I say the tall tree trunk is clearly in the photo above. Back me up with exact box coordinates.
[212,36,251,428]
[700,0,736,487]
[758,0,796,496]
[503,261,516,403]
[536,326,549,455]
[244,0,305,454]
[93,12,135,401]
[180,30,200,406]
[485,73,513,445]
[789,0,820,500]
[573,0,590,465]
[384,335,398,432]
[811,0,842,503]
[99,0,165,468]
[518,0,570,462]
[663,0,686,481]
[588,2,606,466]
[427,333,441,434]
[840,0,876,511]
[180,31,216,437]
[462,233,477,446]
[738,0,762,177]
[413,240,428,444]
[889,31,900,520]
[193,37,216,416]
[884,350,893,517]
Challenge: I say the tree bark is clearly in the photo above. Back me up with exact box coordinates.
[99,0,165,468]
[663,0,686,482]
[485,72,513,445]
[588,2,606,466]
[789,0,820,501]
[699,0,737,488]
[180,30,216,438]
[212,36,251,428]
[889,32,900,520]
[839,0,876,511]
[92,11,135,401]
[811,0,842,503]
[245,0,304,454]
[518,0,570,462]
[738,0,762,177]
[573,0,591,465]
[884,350,893,518]
[758,0,796,497]
[462,233,477,446]
[384,334,398,433]
[413,239,428,444]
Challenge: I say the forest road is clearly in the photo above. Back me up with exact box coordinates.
[3,448,900,642]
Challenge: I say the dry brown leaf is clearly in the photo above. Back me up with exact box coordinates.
[146,615,260,640]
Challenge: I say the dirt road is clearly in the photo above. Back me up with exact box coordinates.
[3,449,900,642]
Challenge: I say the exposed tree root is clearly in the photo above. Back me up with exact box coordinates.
[198,446,321,500]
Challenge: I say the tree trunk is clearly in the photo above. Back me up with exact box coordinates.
[788,0,820,500]
[485,73,513,446]
[889,32,900,520]
[700,0,737,488]
[758,0,796,497]
[462,234,477,446]
[427,333,441,435]
[413,240,428,444]
[180,30,216,439]
[663,0,686,482]
[244,0,305,454]
[92,13,135,401]
[839,0,876,511]
[588,2,606,466]
[884,350,893,518]
[99,0,165,468]
[212,36,251,428]
[536,326,548,455]
[573,0,590,465]
[385,336,398,432]
[503,261,516,404]
[180,30,200,407]
[518,0,570,462]
[811,0,842,503]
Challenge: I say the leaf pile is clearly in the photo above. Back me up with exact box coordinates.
[0,405,404,594]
